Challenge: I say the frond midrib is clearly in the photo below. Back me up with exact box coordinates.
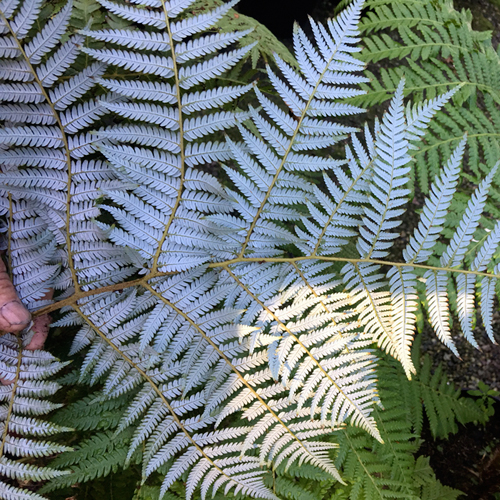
[238,25,356,257]
[361,16,445,33]
[372,404,416,495]
[34,254,500,317]
[359,40,469,62]
[0,338,23,459]
[150,1,185,275]
[312,160,374,256]
[341,429,388,499]
[352,262,395,354]
[415,132,500,160]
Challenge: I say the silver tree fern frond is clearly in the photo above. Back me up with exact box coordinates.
[40,0,367,497]
[0,332,71,499]
[0,0,134,302]
[207,0,384,441]
[74,1,380,495]
[2,0,500,498]
[0,0,133,495]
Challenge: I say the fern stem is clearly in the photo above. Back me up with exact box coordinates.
[141,281,324,461]
[211,256,500,279]
[360,40,468,63]
[364,94,402,260]
[352,262,396,358]
[32,256,500,317]
[392,266,416,376]
[362,81,492,103]
[416,132,500,159]
[150,0,186,275]
[0,11,81,292]
[372,405,416,496]
[7,195,13,278]
[33,274,173,315]
[361,14,446,33]
[342,429,387,499]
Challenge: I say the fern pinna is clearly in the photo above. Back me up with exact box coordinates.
[0,0,499,498]
[350,0,500,208]
[0,0,123,495]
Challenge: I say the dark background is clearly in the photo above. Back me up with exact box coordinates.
[236,0,500,44]
[236,0,338,38]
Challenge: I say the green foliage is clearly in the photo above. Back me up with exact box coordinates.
[39,430,138,493]
[44,342,483,499]
[331,348,476,499]
[409,355,487,438]
[413,457,463,500]
[468,380,500,418]
[353,0,500,202]
[51,391,132,431]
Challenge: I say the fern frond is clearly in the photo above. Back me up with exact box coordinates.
[4,0,500,498]
[0,0,139,493]
[441,165,498,269]
[335,360,419,499]
[355,0,500,205]
[335,352,473,499]
[41,429,135,492]
[404,135,466,264]
[407,354,486,438]
[0,332,70,496]
[24,1,72,65]
[44,0,358,495]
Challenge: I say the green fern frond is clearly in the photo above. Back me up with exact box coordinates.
[413,456,463,500]
[408,355,487,438]
[335,362,420,499]
[355,0,500,196]
[40,429,137,493]
[50,392,132,431]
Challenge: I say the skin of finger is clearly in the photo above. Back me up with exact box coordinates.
[1,290,54,383]
[26,315,50,351]
[25,289,54,351]
[0,259,31,332]
[0,316,49,382]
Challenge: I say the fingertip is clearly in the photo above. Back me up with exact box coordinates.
[0,300,31,332]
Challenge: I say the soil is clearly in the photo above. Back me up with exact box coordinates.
[420,400,500,499]
[420,320,500,392]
